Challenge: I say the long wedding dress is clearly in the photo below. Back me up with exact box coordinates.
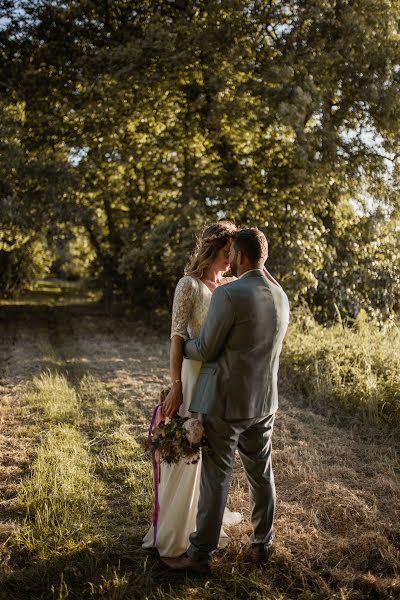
[142,275,241,557]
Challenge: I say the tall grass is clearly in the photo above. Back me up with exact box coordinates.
[78,374,125,432]
[87,563,129,600]
[281,311,400,425]
[27,370,80,423]
[15,424,103,555]
[78,375,153,524]
[12,371,153,566]
[12,371,104,556]
[96,428,153,521]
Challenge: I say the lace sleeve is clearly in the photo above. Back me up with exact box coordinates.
[170,276,197,340]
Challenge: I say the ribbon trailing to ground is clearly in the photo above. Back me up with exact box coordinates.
[148,402,164,546]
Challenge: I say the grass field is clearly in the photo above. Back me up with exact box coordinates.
[281,309,400,427]
[0,283,399,599]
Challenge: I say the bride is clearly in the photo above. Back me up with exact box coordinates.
[142,220,242,557]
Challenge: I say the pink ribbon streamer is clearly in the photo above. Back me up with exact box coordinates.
[148,402,164,546]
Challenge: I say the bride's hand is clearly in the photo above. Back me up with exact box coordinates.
[163,383,183,418]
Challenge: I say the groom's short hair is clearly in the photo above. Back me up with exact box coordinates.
[234,228,268,263]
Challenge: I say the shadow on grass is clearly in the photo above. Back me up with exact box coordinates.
[1,535,339,600]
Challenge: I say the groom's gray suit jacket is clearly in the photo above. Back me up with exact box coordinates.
[183,270,290,419]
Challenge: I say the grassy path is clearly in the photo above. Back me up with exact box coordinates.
[0,284,399,599]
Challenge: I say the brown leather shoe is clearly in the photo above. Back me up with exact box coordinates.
[250,546,272,567]
[160,555,212,575]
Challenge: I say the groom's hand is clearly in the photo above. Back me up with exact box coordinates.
[163,383,183,418]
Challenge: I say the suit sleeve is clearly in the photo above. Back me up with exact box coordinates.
[183,286,235,362]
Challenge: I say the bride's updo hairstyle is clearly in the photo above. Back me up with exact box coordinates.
[185,220,237,279]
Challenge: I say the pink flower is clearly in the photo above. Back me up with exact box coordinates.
[183,418,204,445]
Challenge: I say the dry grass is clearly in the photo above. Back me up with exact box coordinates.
[0,286,399,599]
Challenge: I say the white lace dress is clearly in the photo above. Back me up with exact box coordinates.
[142,275,241,557]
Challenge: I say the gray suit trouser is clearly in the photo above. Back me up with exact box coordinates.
[187,413,275,564]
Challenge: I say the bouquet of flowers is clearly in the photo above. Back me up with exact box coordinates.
[147,413,208,464]
[145,388,211,545]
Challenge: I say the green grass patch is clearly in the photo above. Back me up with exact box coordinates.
[27,370,80,424]
[281,313,400,425]
[14,424,104,557]
[96,427,153,522]
[78,375,153,525]
[79,374,125,432]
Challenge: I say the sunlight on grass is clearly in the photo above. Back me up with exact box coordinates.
[7,333,396,598]
[14,424,104,557]
[27,370,80,423]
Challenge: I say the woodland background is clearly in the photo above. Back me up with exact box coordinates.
[1,0,399,323]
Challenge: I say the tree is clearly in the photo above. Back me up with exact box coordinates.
[1,0,399,318]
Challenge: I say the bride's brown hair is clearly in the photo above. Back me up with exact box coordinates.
[185,220,238,279]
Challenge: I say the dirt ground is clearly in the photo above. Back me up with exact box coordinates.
[0,283,399,599]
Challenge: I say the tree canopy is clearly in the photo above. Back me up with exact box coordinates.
[1,0,399,319]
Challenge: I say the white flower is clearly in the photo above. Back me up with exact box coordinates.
[183,418,204,445]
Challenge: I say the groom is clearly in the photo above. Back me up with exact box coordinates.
[162,228,289,574]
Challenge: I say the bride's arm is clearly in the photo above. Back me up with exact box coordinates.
[170,336,184,384]
[163,276,196,417]
[163,336,184,417]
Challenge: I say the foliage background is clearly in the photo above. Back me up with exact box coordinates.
[1,0,399,320]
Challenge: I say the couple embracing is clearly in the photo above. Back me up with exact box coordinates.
[143,221,290,574]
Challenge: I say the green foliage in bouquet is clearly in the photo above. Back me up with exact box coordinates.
[146,415,209,465]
